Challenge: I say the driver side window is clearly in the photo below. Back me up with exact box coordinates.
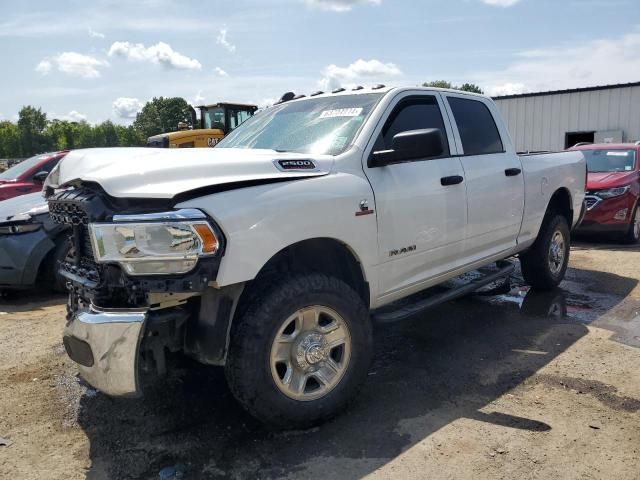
[40,158,59,174]
[374,96,450,157]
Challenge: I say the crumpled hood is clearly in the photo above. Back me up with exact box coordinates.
[0,192,46,223]
[587,171,638,190]
[56,147,334,199]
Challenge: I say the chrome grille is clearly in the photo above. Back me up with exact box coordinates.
[48,191,101,285]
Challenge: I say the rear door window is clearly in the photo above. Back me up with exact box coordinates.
[447,97,504,156]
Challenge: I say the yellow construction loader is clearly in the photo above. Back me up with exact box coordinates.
[146,102,258,148]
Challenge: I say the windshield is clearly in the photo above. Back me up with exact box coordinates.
[203,107,225,130]
[217,93,383,155]
[584,149,637,173]
[0,154,49,180]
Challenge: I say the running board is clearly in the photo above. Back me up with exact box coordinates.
[372,260,515,324]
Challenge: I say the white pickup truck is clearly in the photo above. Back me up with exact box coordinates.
[47,86,586,428]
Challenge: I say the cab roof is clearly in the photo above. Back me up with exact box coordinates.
[271,85,489,105]
[196,103,258,110]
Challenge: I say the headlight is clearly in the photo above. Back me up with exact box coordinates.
[597,186,630,199]
[89,209,220,275]
[0,222,42,235]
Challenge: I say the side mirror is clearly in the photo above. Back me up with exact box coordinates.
[369,128,445,167]
[33,171,49,183]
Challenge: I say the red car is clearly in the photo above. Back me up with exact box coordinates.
[570,143,640,243]
[0,151,68,201]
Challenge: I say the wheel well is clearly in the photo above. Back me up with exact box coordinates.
[547,188,573,226]
[247,238,369,307]
[36,230,68,283]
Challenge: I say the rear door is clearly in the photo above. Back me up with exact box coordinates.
[363,92,467,298]
[442,93,524,260]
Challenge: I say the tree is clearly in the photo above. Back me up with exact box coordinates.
[96,121,120,147]
[133,97,192,139]
[422,80,484,95]
[424,80,453,89]
[458,83,484,94]
[17,106,51,156]
[115,125,143,146]
[0,121,20,157]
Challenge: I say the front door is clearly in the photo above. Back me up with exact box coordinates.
[363,92,467,298]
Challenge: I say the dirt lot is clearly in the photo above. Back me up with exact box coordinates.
[1,241,639,479]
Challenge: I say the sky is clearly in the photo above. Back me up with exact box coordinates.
[1,0,639,125]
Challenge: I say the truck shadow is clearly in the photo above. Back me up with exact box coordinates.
[0,290,66,313]
[77,268,637,480]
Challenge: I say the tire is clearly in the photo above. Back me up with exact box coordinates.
[520,213,570,291]
[44,237,71,293]
[622,205,640,244]
[225,273,372,429]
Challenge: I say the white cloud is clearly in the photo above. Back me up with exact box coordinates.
[481,0,521,6]
[319,58,402,90]
[52,110,88,122]
[88,27,105,39]
[214,66,229,77]
[35,52,107,78]
[304,0,381,12]
[35,59,52,75]
[112,97,143,119]
[108,41,202,70]
[216,27,236,53]
[192,90,205,104]
[489,83,527,96]
[476,30,640,96]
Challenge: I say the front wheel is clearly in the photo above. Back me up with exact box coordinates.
[520,214,570,290]
[225,273,372,429]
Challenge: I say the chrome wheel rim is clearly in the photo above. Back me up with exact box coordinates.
[270,306,351,401]
[633,209,640,240]
[548,230,566,276]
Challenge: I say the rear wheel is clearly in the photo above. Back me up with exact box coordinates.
[225,273,372,429]
[520,214,570,290]
[622,205,639,244]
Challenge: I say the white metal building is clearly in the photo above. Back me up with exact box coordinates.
[493,82,640,152]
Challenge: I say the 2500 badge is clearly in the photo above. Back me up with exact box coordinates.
[278,159,316,170]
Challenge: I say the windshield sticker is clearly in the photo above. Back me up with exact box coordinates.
[606,151,630,156]
[625,166,632,170]
[319,108,363,119]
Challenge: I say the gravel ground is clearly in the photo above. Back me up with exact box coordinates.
[0,240,639,479]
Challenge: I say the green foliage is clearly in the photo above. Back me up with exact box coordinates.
[17,106,50,156]
[422,80,484,94]
[0,121,20,158]
[0,97,189,158]
[423,80,453,89]
[458,83,484,94]
[133,96,193,139]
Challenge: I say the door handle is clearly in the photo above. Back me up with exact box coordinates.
[440,175,464,186]
[505,168,522,176]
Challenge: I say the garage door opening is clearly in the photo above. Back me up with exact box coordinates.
[565,131,594,149]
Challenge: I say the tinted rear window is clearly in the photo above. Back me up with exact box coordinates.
[448,97,503,156]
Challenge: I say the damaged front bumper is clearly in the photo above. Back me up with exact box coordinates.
[63,306,147,397]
